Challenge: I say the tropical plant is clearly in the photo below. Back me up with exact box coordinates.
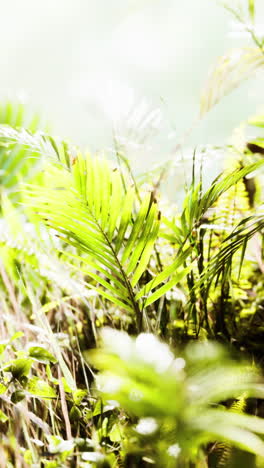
[0,1,263,467]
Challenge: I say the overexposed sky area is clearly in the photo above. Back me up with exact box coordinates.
[0,0,263,174]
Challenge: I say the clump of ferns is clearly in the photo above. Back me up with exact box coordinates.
[203,126,263,340]
[148,149,264,340]
[195,150,262,337]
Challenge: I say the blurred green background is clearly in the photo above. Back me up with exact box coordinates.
[1,0,264,171]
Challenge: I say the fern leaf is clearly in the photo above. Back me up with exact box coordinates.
[24,154,159,324]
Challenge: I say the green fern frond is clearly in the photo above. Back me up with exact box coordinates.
[24,152,192,329]
[230,394,247,414]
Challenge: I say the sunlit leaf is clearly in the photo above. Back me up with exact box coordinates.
[27,377,57,399]
[28,346,57,364]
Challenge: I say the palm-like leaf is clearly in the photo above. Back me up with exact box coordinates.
[195,215,264,294]
[0,126,192,325]
[0,103,45,195]
[188,159,264,232]
[163,159,264,247]
[200,47,264,116]
[25,152,191,329]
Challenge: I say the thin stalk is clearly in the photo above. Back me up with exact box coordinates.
[222,3,264,54]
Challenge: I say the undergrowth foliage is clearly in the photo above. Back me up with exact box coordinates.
[0,1,264,467]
